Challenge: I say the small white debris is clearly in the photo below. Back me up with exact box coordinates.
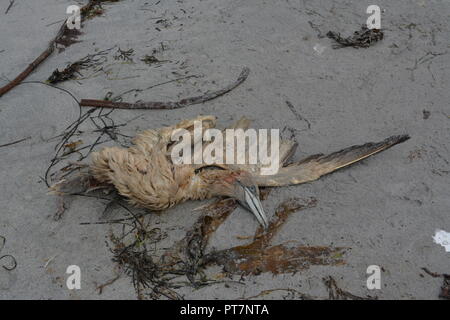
[313,43,326,55]
[433,229,450,252]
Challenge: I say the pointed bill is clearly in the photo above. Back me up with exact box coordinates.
[243,186,268,229]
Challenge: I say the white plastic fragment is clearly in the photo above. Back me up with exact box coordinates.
[433,229,450,252]
[313,44,326,55]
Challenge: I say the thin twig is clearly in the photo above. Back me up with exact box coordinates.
[0,136,31,148]
[5,0,14,15]
[80,67,250,109]
[96,274,122,294]
[0,22,64,97]
[285,100,311,129]
[0,0,114,98]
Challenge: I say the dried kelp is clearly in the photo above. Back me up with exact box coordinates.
[201,198,348,275]
[422,267,450,300]
[324,276,376,300]
[54,28,82,52]
[441,276,450,300]
[242,288,313,300]
[109,225,184,300]
[114,48,134,62]
[0,0,120,98]
[171,199,239,285]
[327,25,383,49]
[71,181,344,299]
[44,107,132,188]
[79,67,250,109]
[140,55,169,65]
[107,198,239,298]
[4,0,14,15]
[80,0,121,20]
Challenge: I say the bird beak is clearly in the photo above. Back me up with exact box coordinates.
[240,186,269,229]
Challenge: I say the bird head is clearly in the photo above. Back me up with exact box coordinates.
[201,169,268,229]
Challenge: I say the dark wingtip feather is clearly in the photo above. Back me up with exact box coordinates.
[385,134,410,146]
[316,133,411,170]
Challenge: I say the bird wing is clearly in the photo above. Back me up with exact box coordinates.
[197,117,298,174]
[134,115,217,156]
[253,135,410,187]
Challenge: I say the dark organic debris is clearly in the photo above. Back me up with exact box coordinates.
[109,220,184,300]
[324,276,376,300]
[201,198,347,276]
[96,274,121,294]
[102,75,197,102]
[105,197,240,298]
[47,48,110,84]
[114,48,134,62]
[308,21,325,38]
[155,19,172,29]
[0,236,17,271]
[423,109,431,120]
[422,267,450,300]
[81,0,121,20]
[55,28,82,52]
[44,107,133,188]
[4,0,15,15]
[79,67,250,109]
[242,288,313,300]
[53,196,67,221]
[56,165,346,299]
[112,198,241,298]
[0,136,30,148]
[140,55,169,65]
[173,198,239,285]
[47,66,80,84]
[55,156,347,299]
[285,100,311,130]
[442,276,450,300]
[0,0,119,98]
[327,25,384,49]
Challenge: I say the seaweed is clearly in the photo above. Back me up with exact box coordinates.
[0,0,121,97]
[140,55,170,65]
[327,25,384,49]
[80,67,250,109]
[323,276,377,300]
[422,267,450,300]
[201,198,347,276]
[114,48,134,62]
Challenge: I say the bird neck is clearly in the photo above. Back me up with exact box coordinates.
[184,170,235,201]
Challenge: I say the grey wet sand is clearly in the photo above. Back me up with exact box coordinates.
[0,0,449,299]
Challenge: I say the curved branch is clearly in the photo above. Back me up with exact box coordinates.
[0,23,66,97]
[0,0,114,98]
[80,67,250,109]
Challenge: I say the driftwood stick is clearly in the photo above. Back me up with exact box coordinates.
[80,67,250,109]
[0,23,66,98]
[0,0,110,98]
